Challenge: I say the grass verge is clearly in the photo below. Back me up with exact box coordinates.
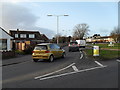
[92,43,120,49]
[84,49,120,60]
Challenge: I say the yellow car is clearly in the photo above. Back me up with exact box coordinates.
[32,43,66,62]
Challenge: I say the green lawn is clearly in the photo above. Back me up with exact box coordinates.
[84,49,120,60]
[92,43,120,49]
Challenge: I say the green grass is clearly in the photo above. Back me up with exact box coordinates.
[87,43,120,49]
[84,49,120,60]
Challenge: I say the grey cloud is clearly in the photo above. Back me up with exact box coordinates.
[2,2,55,39]
[23,26,55,39]
[100,29,109,33]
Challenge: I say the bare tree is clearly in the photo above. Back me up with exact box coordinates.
[73,23,90,40]
[110,27,120,43]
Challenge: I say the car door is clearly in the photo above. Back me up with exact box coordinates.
[49,44,58,58]
[54,44,63,57]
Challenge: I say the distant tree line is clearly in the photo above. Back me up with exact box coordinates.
[110,26,120,43]
[51,23,120,44]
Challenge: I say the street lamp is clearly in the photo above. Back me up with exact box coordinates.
[47,14,69,44]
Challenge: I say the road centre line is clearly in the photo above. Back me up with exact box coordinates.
[34,63,75,79]
[116,59,120,63]
[95,61,104,67]
[72,65,79,72]
[39,66,107,81]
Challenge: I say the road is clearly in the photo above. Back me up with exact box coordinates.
[2,47,119,88]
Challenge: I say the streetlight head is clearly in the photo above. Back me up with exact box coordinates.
[47,14,53,16]
[64,14,69,16]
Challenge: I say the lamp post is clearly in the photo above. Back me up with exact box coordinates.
[47,14,69,44]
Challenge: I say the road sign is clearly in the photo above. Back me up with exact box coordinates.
[93,46,99,56]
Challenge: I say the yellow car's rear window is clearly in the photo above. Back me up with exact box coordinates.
[34,45,47,50]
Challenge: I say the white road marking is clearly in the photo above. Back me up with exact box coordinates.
[116,59,120,62]
[39,66,107,81]
[72,65,79,72]
[80,51,83,59]
[95,61,104,67]
[80,54,83,59]
[34,63,75,79]
[80,51,82,53]
[83,51,88,59]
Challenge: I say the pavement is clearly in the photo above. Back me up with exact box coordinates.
[2,55,32,66]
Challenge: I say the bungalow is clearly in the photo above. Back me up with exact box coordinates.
[86,34,115,43]
[0,27,13,51]
[9,29,49,50]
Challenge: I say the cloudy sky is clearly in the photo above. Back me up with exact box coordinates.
[0,0,118,39]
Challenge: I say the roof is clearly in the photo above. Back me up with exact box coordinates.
[9,29,43,40]
[9,29,49,41]
[0,27,13,37]
[37,43,53,45]
[41,34,49,41]
[9,30,40,34]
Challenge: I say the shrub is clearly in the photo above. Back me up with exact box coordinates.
[2,51,15,59]
[15,50,25,55]
[23,45,34,54]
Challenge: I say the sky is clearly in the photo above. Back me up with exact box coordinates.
[0,0,118,39]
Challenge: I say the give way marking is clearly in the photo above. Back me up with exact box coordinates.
[34,62,107,81]
[34,63,75,79]
[39,66,107,81]
[94,61,104,67]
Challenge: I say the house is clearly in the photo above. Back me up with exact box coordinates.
[0,27,13,51]
[9,29,49,50]
[41,34,49,42]
[86,35,115,43]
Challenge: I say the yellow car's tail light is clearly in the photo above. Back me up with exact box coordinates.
[45,50,50,53]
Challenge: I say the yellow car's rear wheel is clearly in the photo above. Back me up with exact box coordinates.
[49,55,54,62]
[33,59,39,62]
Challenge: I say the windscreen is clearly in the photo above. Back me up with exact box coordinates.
[70,42,78,45]
[34,45,47,50]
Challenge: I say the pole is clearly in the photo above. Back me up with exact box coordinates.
[57,16,59,44]
[47,14,69,44]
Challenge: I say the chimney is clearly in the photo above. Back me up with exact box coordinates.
[17,28,19,31]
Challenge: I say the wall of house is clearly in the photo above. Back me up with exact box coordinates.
[0,28,13,51]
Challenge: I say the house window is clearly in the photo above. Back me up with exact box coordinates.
[0,39,7,50]
[20,34,26,38]
[15,34,18,38]
[29,34,35,38]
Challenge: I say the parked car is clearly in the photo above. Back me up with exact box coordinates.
[32,43,66,62]
[68,41,79,52]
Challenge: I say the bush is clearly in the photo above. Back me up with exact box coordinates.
[2,51,15,59]
[15,50,25,55]
[23,45,34,54]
